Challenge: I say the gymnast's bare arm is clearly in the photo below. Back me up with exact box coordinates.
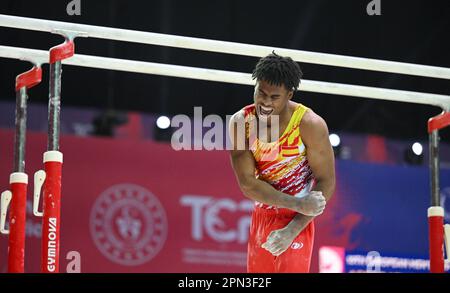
[228,110,326,216]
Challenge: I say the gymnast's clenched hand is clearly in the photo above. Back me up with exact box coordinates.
[293,190,326,216]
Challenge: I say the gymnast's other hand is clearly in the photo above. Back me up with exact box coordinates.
[261,226,297,257]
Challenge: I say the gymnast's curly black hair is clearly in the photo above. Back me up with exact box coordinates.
[252,51,303,92]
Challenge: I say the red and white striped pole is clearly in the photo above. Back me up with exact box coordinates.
[427,111,450,273]
[0,64,42,273]
[33,34,77,273]
[36,151,63,273]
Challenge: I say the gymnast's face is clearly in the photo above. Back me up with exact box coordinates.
[254,80,293,121]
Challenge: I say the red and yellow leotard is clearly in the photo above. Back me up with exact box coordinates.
[243,103,315,273]
[243,103,315,209]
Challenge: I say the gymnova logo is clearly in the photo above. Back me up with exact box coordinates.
[90,184,168,266]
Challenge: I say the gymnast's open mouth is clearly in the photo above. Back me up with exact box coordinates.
[258,105,274,117]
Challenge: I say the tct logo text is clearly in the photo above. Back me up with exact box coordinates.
[180,195,253,243]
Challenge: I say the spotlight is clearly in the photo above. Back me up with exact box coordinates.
[412,142,423,156]
[156,116,171,129]
[329,133,341,147]
[404,142,424,165]
[329,133,342,158]
[154,115,173,141]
